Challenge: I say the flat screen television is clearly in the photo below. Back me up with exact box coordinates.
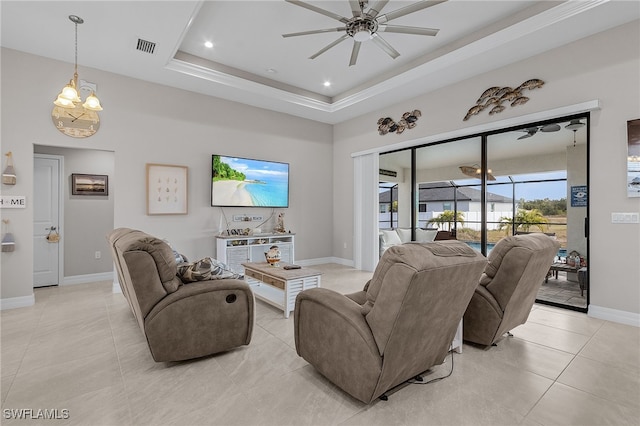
[211,155,289,208]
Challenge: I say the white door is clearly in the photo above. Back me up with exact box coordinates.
[34,155,62,287]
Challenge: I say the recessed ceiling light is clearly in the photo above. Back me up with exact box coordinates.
[323,81,331,87]
[204,41,214,48]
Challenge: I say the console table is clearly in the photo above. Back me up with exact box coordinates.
[242,262,321,318]
[216,233,294,276]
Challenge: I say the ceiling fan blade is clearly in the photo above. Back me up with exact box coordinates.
[348,0,362,16]
[371,34,400,59]
[377,0,448,24]
[285,0,349,24]
[283,27,346,38]
[349,41,362,66]
[378,24,439,36]
[517,134,532,140]
[309,34,350,59]
[540,123,561,132]
[367,0,389,18]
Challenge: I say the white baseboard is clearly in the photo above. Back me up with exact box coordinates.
[62,272,114,286]
[0,294,35,310]
[589,305,640,327]
[296,257,354,268]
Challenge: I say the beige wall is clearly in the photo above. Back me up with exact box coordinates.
[334,21,640,317]
[1,47,333,300]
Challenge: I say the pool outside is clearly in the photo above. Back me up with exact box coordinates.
[464,241,567,258]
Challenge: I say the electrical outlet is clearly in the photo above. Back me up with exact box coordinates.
[343,242,347,249]
[95,251,101,259]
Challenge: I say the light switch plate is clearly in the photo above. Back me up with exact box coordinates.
[611,212,640,223]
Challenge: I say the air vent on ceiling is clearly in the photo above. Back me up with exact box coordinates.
[136,38,156,54]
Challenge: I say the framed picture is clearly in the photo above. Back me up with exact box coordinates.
[146,163,188,215]
[627,119,640,198]
[71,173,108,196]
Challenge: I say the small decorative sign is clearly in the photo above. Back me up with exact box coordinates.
[571,186,587,207]
[379,169,397,177]
[0,195,26,208]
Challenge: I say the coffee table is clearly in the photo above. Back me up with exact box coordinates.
[242,262,322,318]
[546,262,580,282]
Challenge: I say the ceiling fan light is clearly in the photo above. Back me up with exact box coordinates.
[353,29,371,42]
[565,119,585,130]
[82,92,103,111]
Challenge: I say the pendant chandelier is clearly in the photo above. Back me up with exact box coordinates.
[53,15,103,111]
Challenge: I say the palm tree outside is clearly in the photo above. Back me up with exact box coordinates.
[428,210,465,231]
[499,208,548,234]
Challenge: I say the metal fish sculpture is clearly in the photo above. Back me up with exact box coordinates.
[378,110,421,135]
[464,79,545,121]
[499,90,520,102]
[463,104,485,121]
[489,105,506,115]
[476,86,501,104]
[511,96,529,107]
[517,79,545,91]
[494,87,513,99]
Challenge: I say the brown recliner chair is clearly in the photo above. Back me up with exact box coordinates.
[463,233,560,347]
[294,241,487,404]
[107,228,254,362]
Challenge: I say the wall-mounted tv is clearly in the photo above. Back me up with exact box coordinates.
[211,155,289,208]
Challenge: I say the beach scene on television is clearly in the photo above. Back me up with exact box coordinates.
[212,155,289,207]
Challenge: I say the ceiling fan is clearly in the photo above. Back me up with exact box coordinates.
[517,123,561,140]
[282,0,446,66]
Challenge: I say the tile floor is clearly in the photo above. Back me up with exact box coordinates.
[537,272,587,310]
[1,263,638,425]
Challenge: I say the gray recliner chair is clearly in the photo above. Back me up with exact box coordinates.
[463,233,560,347]
[107,228,254,362]
[294,240,487,404]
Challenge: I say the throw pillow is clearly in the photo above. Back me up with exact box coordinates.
[177,257,239,283]
[381,229,402,246]
[416,228,438,243]
[396,228,412,243]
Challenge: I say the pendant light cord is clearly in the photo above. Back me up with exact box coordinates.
[74,20,78,84]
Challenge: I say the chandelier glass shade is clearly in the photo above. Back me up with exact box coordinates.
[53,15,103,112]
[459,165,496,181]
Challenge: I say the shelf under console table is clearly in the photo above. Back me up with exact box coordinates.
[215,233,295,276]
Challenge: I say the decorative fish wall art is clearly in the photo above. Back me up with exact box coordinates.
[378,110,422,135]
[463,79,545,121]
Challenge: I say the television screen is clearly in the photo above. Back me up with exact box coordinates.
[211,155,289,208]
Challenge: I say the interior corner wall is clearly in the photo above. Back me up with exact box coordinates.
[1,47,333,302]
[333,21,640,318]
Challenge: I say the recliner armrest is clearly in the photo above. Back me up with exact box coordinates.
[294,288,380,362]
[144,278,254,362]
[294,288,383,403]
[147,278,252,321]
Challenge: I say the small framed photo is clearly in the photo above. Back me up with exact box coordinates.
[71,173,108,196]
[146,163,188,215]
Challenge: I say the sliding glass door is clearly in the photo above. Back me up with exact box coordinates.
[487,115,588,310]
[378,114,589,312]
